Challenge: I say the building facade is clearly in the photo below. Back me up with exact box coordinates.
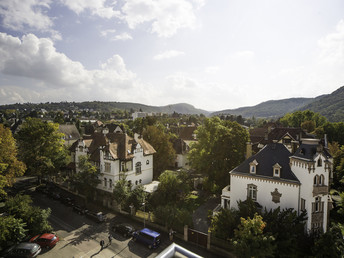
[221,138,332,233]
[71,126,156,194]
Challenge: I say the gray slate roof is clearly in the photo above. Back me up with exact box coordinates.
[231,143,299,183]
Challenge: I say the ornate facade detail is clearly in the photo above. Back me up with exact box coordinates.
[271,188,282,203]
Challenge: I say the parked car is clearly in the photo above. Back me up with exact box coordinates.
[60,196,75,206]
[132,228,161,249]
[73,204,88,215]
[29,233,59,249]
[3,242,41,257]
[112,223,135,238]
[86,211,105,223]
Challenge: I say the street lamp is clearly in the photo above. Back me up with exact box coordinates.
[142,195,146,228]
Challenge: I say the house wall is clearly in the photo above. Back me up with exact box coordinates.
[74,141,154,194]
[229,174,299,212]
[175,154,190,169]
[290,153,331,233]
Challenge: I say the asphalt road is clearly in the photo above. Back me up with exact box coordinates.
[28,189,223,258]
[30,190,169,258]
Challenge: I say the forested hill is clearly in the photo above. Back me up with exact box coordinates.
[211,98,316,118]
[0,101,210,116]
[299,86,344,122]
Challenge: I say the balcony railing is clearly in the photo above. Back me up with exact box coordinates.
[313,185,328,197]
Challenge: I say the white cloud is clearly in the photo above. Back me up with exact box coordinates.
[60,0,121,19]
[205,66,219,74]
[233,50,255,61]
[100,29,117,37]
[318,19,344,66]
[0,33,140,104]
[0,0,60,39]
[153,50,185,60]
[122,0,200,37]
[111,32,133,41]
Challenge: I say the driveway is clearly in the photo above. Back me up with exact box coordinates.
[192,196,220,233]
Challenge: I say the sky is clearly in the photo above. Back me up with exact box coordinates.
[0,0,344,111]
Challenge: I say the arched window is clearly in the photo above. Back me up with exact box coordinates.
[135,162,142,175]
[109,179,113,188]
[319,175,324,185]
[314,175,318,185]
[317,158,322,167]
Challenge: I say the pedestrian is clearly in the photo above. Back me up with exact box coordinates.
[169,228,174,241]
[100,239,105,250]
[108,233,112,245]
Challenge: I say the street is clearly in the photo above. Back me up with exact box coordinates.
[29,189,221,258]
[30,190,168,258]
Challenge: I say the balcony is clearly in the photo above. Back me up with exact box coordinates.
[222,185,230,198]
[313,185,328,197]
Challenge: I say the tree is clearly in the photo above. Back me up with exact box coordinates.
[232,213,276,258]
[312,223,344,257]
[70,156,100,201]
[263,207,308,257]
[188,117,249,192]
[143,125,176,179]
[5,194,52,236]
[0,216,27,248]
[0,124,26,197]
[210,208,239,240]
[113,175,130,210]
[151,170,191,206]
[16,118,69,181]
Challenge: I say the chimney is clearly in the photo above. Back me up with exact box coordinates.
[324,134,328,148]
[246,142,252,159]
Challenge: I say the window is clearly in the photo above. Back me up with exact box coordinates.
[247,184,257,201]
[317,158,322,167]
[104,162,111,173]
[104,178,107,187]
[319,175,324,185]
[135,180,138,185]
[313,197,322,213]
[314,175,318,185]
[135,162,142,175]
[146,160,149,165]
[109,179,113,188]
[79,146,84,152]
[139,179,142,184]
[249,160,258,174]
[127,180,132,187]
[121,162,125,172]
[301,198,306,211]
[273,163,281,177]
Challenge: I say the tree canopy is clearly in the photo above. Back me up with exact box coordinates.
[16,118,69,180]
[188,117,249,192]
[0,124,26,197]
[143,125,176,179]
[70,156,100,201]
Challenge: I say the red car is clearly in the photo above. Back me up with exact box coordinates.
[30,233,59,248]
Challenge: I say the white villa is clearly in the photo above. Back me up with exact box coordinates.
[221,138,332,233]
[71,125,156,195]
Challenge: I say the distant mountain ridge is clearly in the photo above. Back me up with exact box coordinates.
[1,85,344,121]
[299,86,344,122]
[211,98,316,118]
[0,101,211,116]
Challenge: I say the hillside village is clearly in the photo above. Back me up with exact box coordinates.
[1,103,344,257]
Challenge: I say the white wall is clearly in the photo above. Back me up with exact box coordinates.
[229,174,299,212]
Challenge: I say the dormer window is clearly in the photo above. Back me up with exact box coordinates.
[273,163,281,177]
[249,160,258,174]
[317,158,322,167]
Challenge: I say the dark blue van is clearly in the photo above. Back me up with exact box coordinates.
[132,228,161,249]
